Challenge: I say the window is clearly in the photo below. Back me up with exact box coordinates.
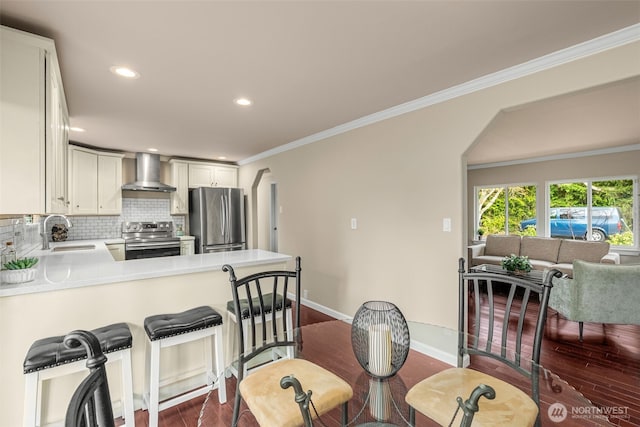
[476,185,536,238]
[546,177,636,248]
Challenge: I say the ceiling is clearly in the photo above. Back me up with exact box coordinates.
[467,76,640,165]
[1,1,639,164]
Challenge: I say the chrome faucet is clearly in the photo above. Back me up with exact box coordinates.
[41,214,72,250]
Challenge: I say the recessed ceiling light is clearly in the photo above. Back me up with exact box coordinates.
[70,127,85,132]
[110,66,140,79]
[234,98,252,106]
[147,148,158,152]
[217,156,227,160]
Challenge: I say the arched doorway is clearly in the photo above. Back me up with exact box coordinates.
[251,168,278,251]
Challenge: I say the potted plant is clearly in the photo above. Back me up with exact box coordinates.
[477,228,485,240]
[1,257,39,284]
[501,254,531,275]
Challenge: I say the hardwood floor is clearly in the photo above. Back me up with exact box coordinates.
[119,304,640,426]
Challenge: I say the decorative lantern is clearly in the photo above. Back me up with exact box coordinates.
[351,301,410,378]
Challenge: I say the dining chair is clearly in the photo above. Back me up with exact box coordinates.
[64,330,115,427]
[223,256,353,427]
[405,258,562,427]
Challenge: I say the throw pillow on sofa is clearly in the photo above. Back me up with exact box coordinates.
[520,237,562,263]
[557,240,610,264]
[484,235,521,257]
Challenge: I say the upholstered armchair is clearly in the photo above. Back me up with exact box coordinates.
[550,260,640,341]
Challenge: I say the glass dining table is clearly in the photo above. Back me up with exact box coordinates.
[197,319,614,427]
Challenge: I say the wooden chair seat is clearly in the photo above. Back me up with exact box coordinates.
[240,358,353,427]
[406,367,538,427]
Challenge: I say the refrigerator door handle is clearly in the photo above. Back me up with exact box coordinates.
[219,195,225,236]
[223,194,229,243]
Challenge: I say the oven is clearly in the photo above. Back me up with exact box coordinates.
[123,222,181,260]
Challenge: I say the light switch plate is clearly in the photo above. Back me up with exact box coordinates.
[351,218,357,230]
[443,218,452,232]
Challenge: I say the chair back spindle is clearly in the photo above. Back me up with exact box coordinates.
[223,257,301,375]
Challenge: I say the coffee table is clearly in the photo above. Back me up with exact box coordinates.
[469,263,547,284]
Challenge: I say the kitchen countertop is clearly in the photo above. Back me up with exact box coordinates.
[0,240,290,298]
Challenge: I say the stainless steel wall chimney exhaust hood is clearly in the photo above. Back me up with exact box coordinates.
[121,153,176,192]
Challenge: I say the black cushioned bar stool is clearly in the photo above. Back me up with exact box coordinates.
[143,306,226,427]
[23,323,135,427]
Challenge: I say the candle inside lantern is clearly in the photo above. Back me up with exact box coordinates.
[368,323,392,377]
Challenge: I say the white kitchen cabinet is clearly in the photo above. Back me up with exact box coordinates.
[188,162,238,188]
[180,237,195,255]
[68,146,124,215]
[46,62,69,214]
[69,147,98,214]
[0,26,69,215]
[214,166,237,187]
[98,154,123,214]
[169,160,189,214]
[106,242,125,261]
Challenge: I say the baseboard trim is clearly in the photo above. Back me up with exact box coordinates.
[298,298,458,366]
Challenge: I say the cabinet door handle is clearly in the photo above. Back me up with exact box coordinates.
[57,196,65,201]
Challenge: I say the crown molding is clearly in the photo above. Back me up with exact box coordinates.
[239,24,640,166]
[467,143,640,170]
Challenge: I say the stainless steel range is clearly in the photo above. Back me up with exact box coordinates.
[122,221,181,260]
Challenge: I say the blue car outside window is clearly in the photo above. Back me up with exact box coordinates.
[519,207,623,242]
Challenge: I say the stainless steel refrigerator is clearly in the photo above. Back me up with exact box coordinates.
[189,187,246,253]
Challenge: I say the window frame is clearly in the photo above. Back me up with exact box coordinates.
[545,175,638,251]
[474,183,537,238]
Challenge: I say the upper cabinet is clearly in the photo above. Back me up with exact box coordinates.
[47,63,70,214]
[188,162,238,188]
[169,160,189,215]
[68,145,124,215]
[167,160,238,214]
[0,26,69,215]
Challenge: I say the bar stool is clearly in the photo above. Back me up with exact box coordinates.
[23,322,135,427]
[225,292,293,378]
[143,306,226,427]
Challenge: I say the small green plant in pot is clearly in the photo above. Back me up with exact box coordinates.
[2,257,39,284]
[501,254,532,274]
[3,257,39,270]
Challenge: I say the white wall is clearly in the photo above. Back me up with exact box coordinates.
[240,41,640,328]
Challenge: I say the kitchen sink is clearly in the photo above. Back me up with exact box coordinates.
[51,244,96,252]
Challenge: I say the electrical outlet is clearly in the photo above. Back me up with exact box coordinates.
[351,218,357,230]
[303,289,309,299]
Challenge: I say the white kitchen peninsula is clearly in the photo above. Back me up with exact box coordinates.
[0,244,290,426]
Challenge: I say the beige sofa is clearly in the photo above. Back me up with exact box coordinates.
[468,235,620,277]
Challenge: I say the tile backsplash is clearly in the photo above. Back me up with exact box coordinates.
[66,198,185,240]
[1,197,186,257]
[0,218,40,258]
